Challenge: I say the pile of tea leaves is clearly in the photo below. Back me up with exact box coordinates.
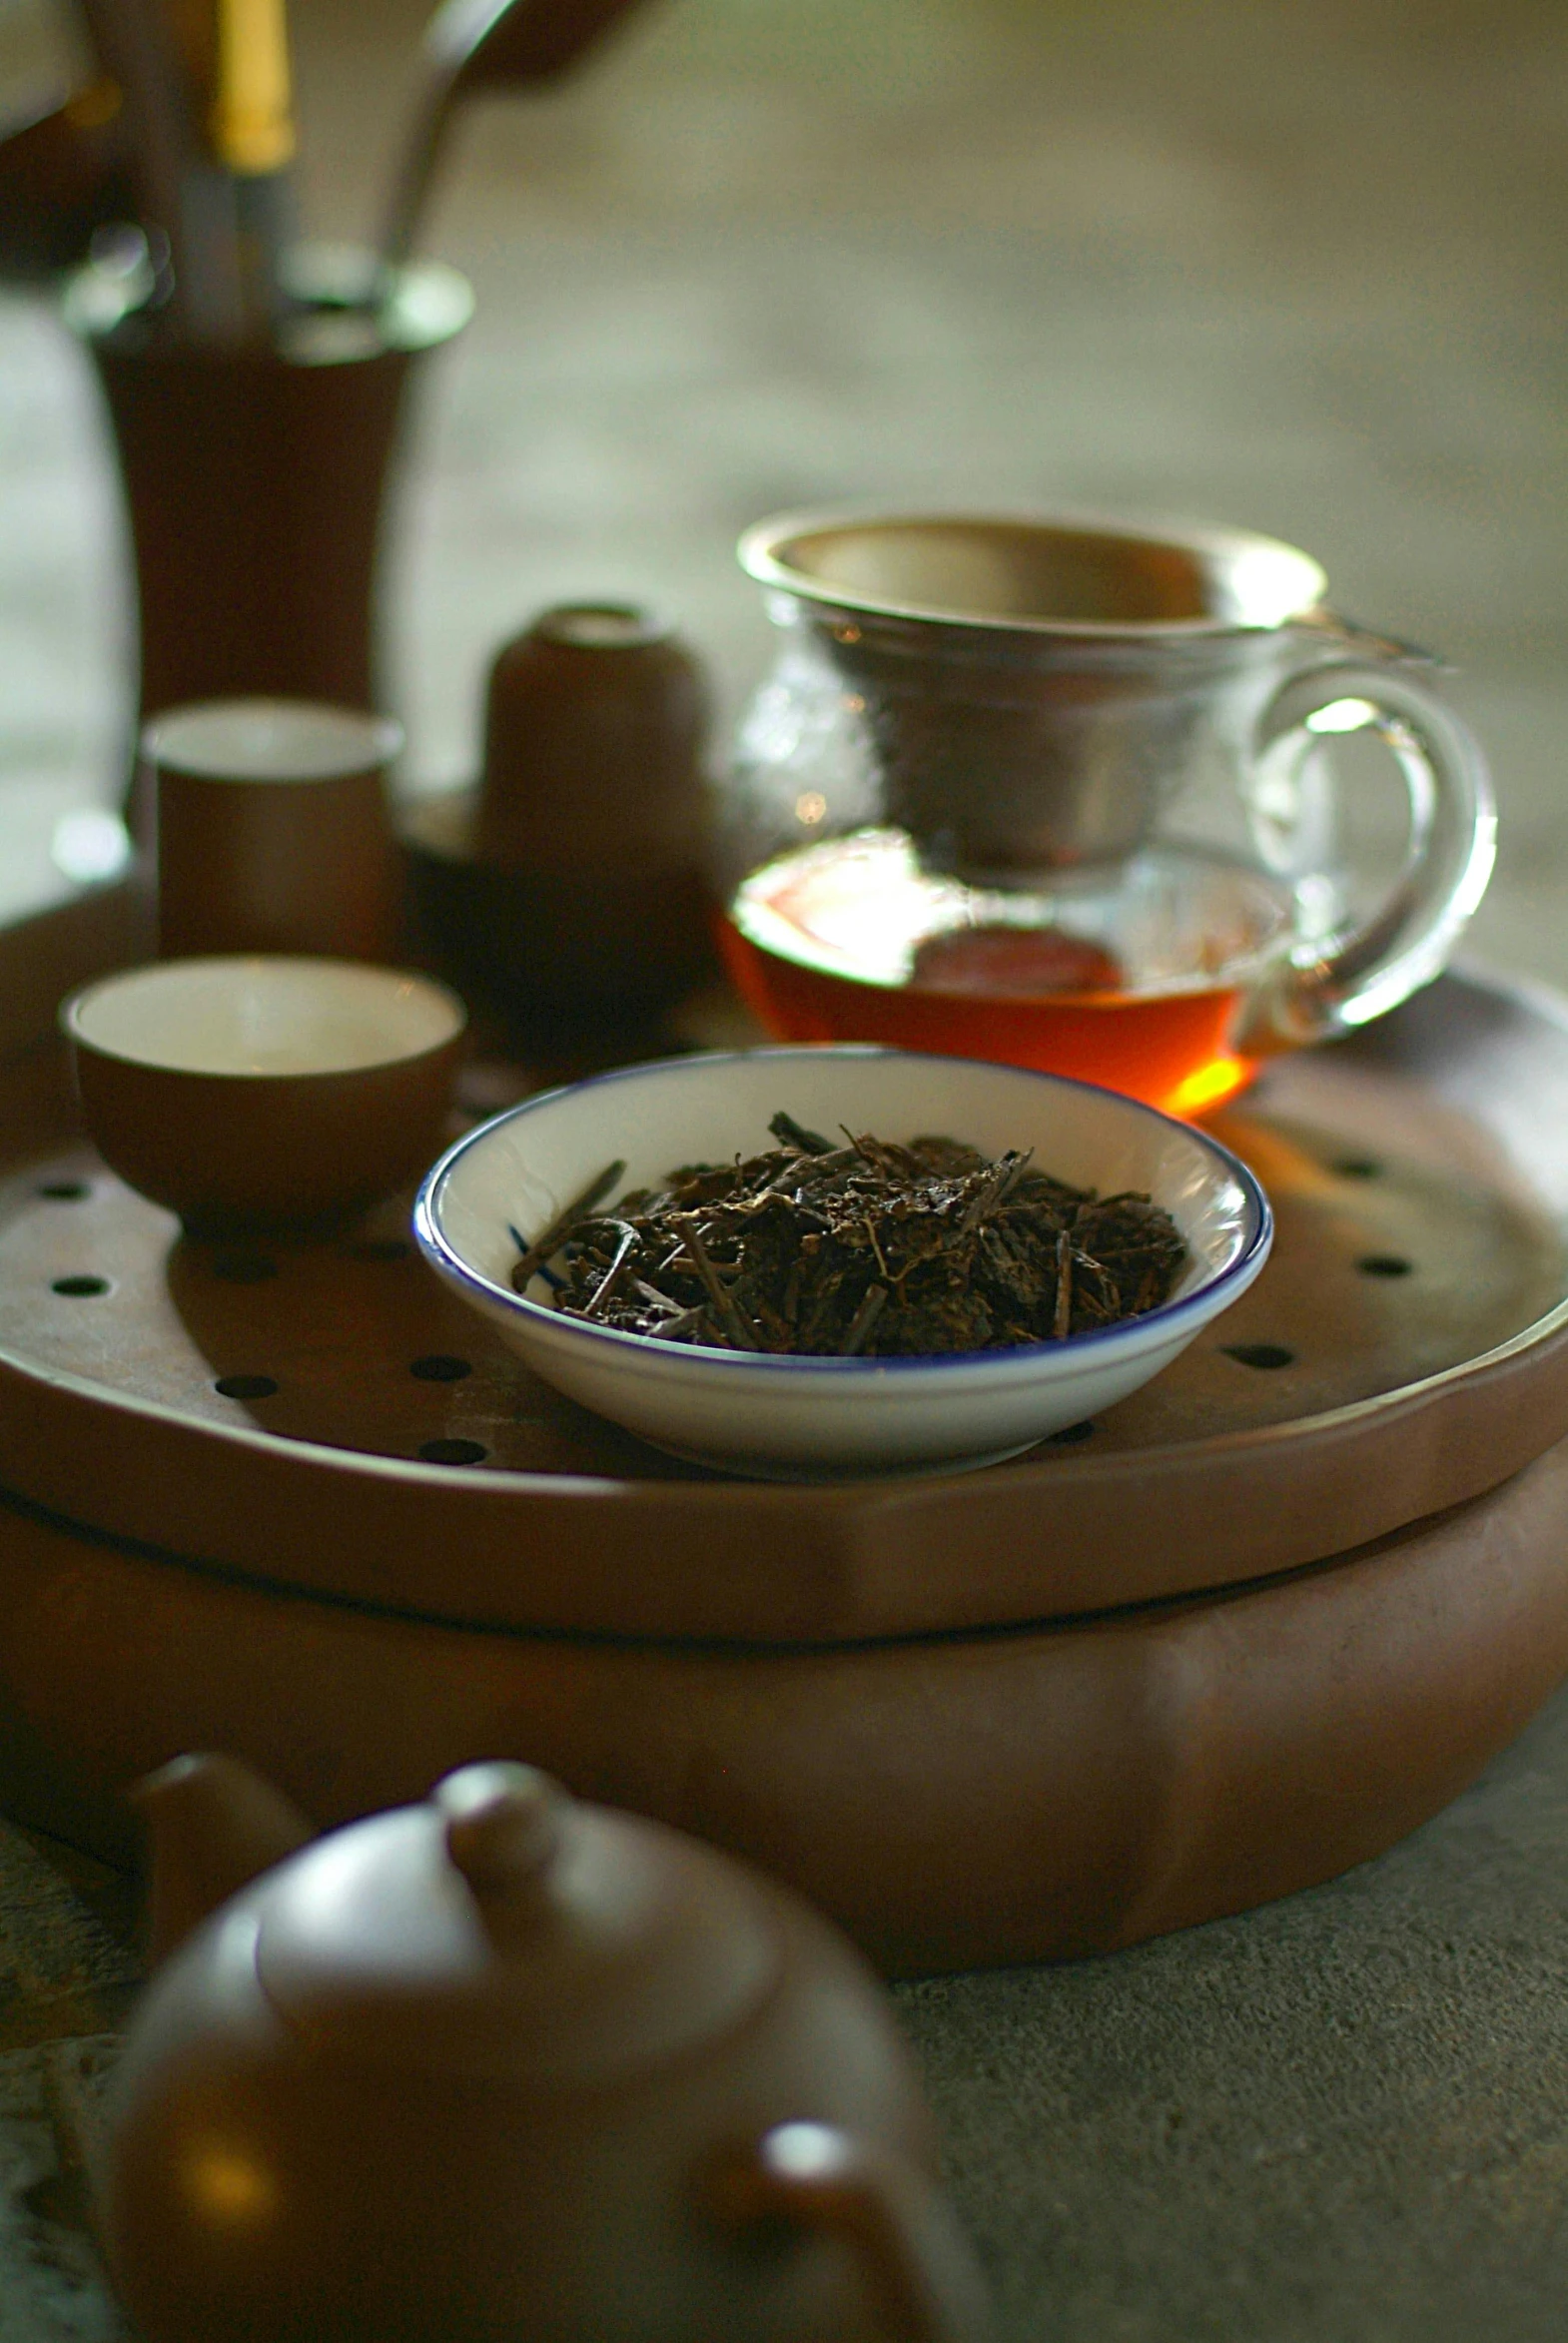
[510,1112,1187,1358]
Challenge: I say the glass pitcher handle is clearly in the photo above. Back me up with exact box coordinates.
[1240,659,1495,1053]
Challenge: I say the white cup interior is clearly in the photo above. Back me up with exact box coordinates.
[68,959,464,1077]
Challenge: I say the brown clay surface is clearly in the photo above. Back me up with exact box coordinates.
[2,1438,1566,1977]
[93,327,419,723]
[0,973,1564,1641]
[3,1083,1558,1461]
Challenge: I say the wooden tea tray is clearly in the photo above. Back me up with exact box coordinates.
[5,1432,1568,1975]
[0,971,1564,1645]
[4,961,1568,1972]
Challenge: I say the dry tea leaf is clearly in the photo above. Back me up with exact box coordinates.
[511,1112,1187,1357]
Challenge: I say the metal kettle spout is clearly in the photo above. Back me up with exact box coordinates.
[134,1752,314,1967]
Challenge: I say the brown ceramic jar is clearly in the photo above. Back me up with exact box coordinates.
[410,602,716,1028]
[477,603,707,871]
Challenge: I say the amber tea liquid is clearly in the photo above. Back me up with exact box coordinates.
[720,830,1295,1119]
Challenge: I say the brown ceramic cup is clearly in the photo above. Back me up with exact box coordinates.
[63,957,466,1237]
[146,700,404,964]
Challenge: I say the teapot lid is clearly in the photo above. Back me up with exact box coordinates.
[253,1766,781,2086]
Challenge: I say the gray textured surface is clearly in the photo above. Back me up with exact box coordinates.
[0,1816,132,2342]
[0,2039,124,2342]
[0,0,1566,2336]
[904,1678,1568,2340]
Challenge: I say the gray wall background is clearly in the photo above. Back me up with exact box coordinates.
[0,0,1564,977]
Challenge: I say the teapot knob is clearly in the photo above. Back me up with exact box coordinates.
[434,1762,565,1906]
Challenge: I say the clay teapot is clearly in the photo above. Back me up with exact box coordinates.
[97,1755,990,2343]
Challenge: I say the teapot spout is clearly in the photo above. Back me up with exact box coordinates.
[134,1753,314,1966]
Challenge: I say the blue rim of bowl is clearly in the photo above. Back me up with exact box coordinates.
[413,1046,1273,1377]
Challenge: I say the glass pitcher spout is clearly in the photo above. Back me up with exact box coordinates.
[1291,608,1442,669]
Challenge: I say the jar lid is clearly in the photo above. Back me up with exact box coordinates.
[255,1765,780,2086]
[531,603,671,650]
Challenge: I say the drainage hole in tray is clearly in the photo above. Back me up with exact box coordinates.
[410,1354,472,1382]
[36,1180,90,1201]
[51,1274,110,1297]
[418,1437,487,1466]
[212,1253,280,1284]
[1357,1254,1413,1277]
[215,1374,280,1401]
[1222,1342,1295,1370]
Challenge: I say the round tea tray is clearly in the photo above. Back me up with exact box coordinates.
[0,972,1564,1644]
[4,1433,1566,1975]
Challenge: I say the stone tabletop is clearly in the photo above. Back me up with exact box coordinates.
[0,1820,134,2341]
[909,1677,1568,2343]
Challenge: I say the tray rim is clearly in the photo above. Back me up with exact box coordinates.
[5,1253,1567,1498]
[6,1433,1568,1977]
[3,967,1568,1642]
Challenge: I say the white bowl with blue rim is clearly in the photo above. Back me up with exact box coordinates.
[413,1047,1272,1480]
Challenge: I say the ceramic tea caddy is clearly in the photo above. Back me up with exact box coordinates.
[97,1754,989,2343]
[718,510,1495,1117]
[402,601,716,1036]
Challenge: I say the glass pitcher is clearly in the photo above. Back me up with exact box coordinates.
[715,511,1494,1118]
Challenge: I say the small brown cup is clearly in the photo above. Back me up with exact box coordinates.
[147,700,403,963]
[63,957,466,1238]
